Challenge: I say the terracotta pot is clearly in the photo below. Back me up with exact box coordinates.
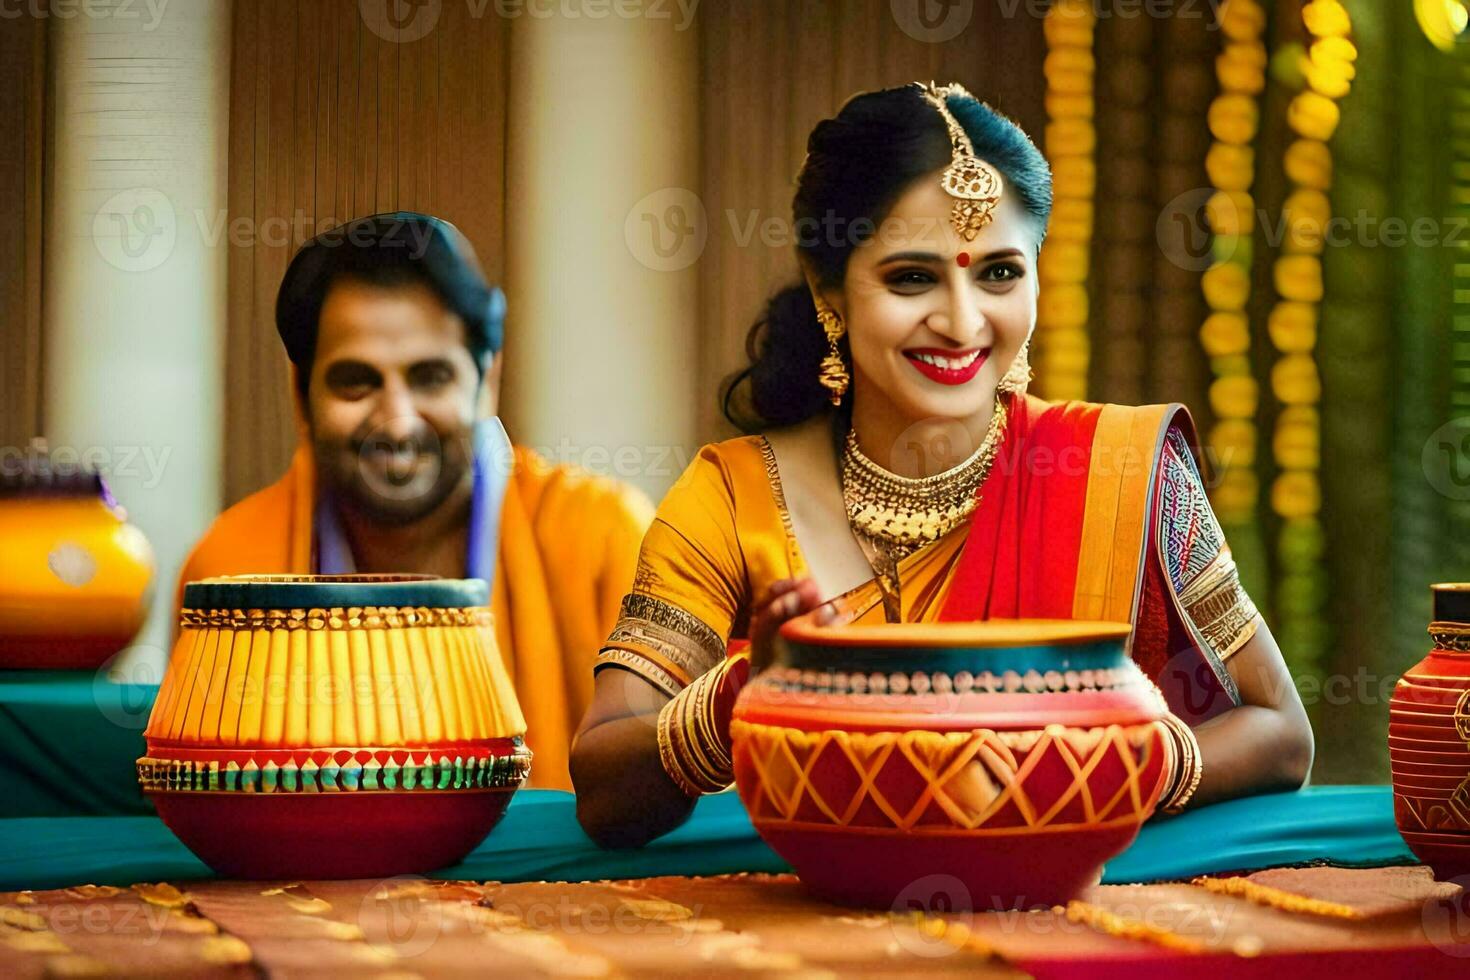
[1387,734,1470,752]
[730,616,1168,911]
[1389,733,1470,752]
[1393,681,1463,711]
[1391,706,1462,724]
[1396,830,1470,879]
[1389,720,1464,742]
[1400,829,1470,847]
[139,575,530,878]
[1395,795,1469,830]
[1392,760,1470,778]
[0,446,153,669]
[1393,777,1470,796]
[1391,584,1470,877]
[1388,747,1470,766]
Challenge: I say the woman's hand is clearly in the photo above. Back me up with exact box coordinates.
[748,577,832,675]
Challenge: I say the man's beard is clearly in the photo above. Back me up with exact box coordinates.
[314,425,472,527]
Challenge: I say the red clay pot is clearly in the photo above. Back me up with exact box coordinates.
[731,616,1168,911]
[1391,585,1470,876]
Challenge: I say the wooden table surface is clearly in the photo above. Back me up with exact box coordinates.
[2,865,1468,978]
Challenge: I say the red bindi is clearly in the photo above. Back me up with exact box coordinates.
[956,252,971,268]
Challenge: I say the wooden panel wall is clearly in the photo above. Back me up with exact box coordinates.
[1088,11,1215,419]
[0,16,47,452]
[696,0,1047,436]
[225,0,509,504]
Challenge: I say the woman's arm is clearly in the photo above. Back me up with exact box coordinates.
[571,668,693,848]
[1146,425,1313,812]
[572,578,826,848]
[1174,617,1314,810]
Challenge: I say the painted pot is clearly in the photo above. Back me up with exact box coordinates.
[0,444,153,669]
[1390,584,1470,877]
[729,615,1169,911]
[139,575,530,879]
[1389,747,1470,766]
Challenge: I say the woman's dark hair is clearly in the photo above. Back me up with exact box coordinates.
[276,212,506,400]
[721,84,1052,432]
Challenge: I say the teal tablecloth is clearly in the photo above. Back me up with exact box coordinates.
[0,672,1416,891]
[0,671,155,816]
[0,786,1413,892]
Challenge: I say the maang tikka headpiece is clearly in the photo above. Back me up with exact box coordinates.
[916,81,1005,241]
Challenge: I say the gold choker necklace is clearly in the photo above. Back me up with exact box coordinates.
[842,397,1010,560]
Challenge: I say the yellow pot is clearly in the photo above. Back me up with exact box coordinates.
[140,574,530,879]
[0,470,153,669]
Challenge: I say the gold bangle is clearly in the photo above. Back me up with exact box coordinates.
[1159,714,1203,815]
[1156,718,1181,805]
[687,659,734,789]
[656,695,704,798]
[1167,716,1198,812]
[655,663,735,797]
[682,685,723,786]
[696,658,735,771]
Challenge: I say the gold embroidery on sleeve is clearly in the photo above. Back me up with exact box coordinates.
[1159,429,1260,662]
[1177,551,1259,661]
[594,593,726,694]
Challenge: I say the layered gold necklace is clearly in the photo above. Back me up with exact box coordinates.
[841,396,1009,620]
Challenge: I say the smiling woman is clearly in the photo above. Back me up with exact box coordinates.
[571,82,1314,850]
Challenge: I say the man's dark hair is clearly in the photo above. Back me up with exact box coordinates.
[276,212,506,399]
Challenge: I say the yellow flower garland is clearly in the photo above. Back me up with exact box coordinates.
[1037,0,1096,401]
[1203,0,1269,525]
[1269,0,1356,667]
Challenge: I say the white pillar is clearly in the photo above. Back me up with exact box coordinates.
[44,0,231,675]
[503,6,701,502]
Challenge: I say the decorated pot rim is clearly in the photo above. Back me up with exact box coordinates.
[1432,583,1470,625]
[780,613,1131,650]
[182,574,488,613]
[774,616,1133,676]
[754,663,1144,697]
[141,736,526,757]
[0,438,115,502]
[138,745,531,795]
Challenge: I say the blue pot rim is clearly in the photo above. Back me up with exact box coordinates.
[181,575,489,610]
[779,638,1129,675]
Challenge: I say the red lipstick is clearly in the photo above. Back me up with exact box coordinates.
[902,347,990,386]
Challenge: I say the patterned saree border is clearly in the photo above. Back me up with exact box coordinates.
[1072,403,1169,629]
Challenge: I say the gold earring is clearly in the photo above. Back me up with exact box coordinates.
[996,337,1033,396]
[815,301,849,406]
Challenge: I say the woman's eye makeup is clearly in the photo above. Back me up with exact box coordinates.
[882,260,1026,291]
[981,261,1025,283]
[885,267,939,289]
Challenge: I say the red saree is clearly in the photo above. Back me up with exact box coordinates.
[938,394,1250,724]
